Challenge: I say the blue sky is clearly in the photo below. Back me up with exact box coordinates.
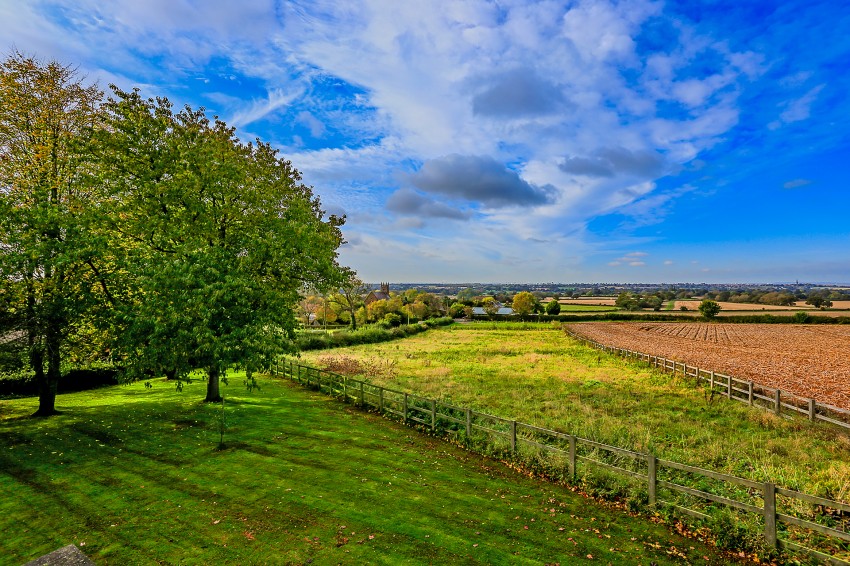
[4,0,849,283]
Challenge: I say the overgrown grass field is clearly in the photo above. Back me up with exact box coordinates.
[1,376,734,564]
[299,323,850,511]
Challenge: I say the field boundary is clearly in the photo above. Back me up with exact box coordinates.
[273,359,850,566]
[562,327,850,433]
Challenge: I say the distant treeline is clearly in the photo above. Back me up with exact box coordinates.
[470,312,850,324]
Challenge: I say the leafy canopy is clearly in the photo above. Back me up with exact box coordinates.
[91,86,344,400]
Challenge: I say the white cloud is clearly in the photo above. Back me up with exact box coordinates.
[783,178,813,190]
[230,88,302,128]
[2,0,787,281]
[769,84,825,130]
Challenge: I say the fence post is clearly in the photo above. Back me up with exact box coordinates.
[317,372,321,393]
[748,381,754,405]
[727,376,732,400]
[403,393,408,424]
[568,435,576,480]
[710,371,714,390]
[297,364,302,383]
[510,420,517,453]
[431,400,436,432]
[379,388,384,413]
[647,454,657,506]
[774,389,781,415]
[466,408,472,440]
[764,482,777,548]
[808,398,816,421]
[359,381,365,406]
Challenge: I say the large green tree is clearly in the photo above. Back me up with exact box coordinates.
[698,299,722,320]
[511,291,536,317]
[328,268,366,330]
[0,52,104,415]
[93,87,344,402]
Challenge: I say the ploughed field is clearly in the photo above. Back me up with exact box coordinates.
[566,322,850,410]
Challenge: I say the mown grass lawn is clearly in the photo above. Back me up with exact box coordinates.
[0,376,735,565]
[299,323,850,506]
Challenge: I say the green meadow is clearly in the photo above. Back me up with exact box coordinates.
[1,375,735,565]
[558,304,618,312]
[298,323,850,558]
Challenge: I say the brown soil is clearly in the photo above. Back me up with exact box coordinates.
[566,322,850,410]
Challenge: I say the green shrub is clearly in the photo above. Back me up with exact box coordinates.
[296,319,454,351]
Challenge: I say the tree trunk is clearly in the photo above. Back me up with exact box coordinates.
[34,332,61,416]
[205,366,222,403]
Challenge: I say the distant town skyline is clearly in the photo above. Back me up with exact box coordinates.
[4,1,849,283]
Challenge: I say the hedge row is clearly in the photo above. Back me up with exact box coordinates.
[0,367,120,398]
[296,317,455,351]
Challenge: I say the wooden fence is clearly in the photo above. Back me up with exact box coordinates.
[562,328,850,433]
[273,359,850,566]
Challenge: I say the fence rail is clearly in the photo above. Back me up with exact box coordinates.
[563,328,850,433]
[273,359,850,566]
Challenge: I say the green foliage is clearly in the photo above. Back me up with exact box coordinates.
[447,302,466,318]
[615,292,641,311]
[511,291,536,316]
[91,86,345,401]
[806,292,833,309]
[383,313,402,327]
[545,299,561,315]
[698,299,722,319]
[792,311,810,323]
[327,268,366,330]
[482,297,499,316]
[296,318,454,351]
[0,51,106,415]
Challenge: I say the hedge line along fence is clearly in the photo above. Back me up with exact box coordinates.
[273,359,850,566]
[562,328,850,433]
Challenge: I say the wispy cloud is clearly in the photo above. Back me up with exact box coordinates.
[769,84,825,130]
[6,0,849,282]
[783,178,813,189]
[229,88,303,128]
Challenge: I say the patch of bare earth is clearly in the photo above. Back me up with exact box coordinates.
[674,300,805,311]
[559,297,617,306]
[566,322,850,410]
